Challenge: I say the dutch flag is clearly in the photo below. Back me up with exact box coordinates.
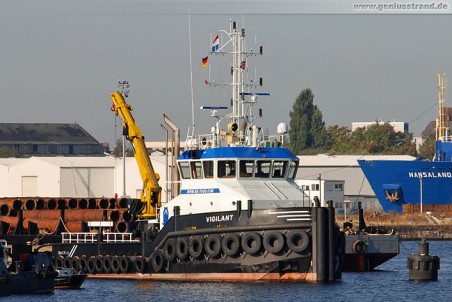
[211,34,219,52]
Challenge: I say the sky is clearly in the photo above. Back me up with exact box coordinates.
[1,0,452,149]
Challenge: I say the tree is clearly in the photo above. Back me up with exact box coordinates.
[0,147,20,158]
[112,138,134,157]
[289,88,328,154]
[418,131,435,159]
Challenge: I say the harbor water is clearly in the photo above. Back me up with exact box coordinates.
[6,240,452,302]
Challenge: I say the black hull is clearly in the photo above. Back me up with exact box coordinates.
[0,271,56,296]
[2,205,343,282]
[342,234,400,272]
[55,274,87,289]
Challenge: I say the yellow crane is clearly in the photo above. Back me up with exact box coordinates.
[110,92,162,219]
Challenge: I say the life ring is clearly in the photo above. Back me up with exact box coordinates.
[63,256,73,268]
[286,230,309,253]
[87,257,96,274]
[188,235,204,258]
[263,231,285,254]
[95,255,104,274]
[221,233,240,257]
[176,237,189,260]
[102,255,112,273]
[111,256,121,274]
[133,256,147,273]
[119,256,132,274]
[150,249,166,273]
[241,232,262,255]
[352,240,367,254]
[163,238,176,262]
[204,234,221,258]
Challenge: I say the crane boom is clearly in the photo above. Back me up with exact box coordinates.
[110,92,161,219]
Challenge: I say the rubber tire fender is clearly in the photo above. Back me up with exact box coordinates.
[111,256,121,274]
[87,257,96,274]
[134,256,147,273]
[205,234,222,258]
[63,256,73,268]
[102,255,112,274]
[352,240,367,254]
[95,255,104,274]
[79,255,88,273]
[241,232,262,255]
[286,230,309,253]
[263,231,285,254]
[71,256,81,270]
[221,233,240,257]
[163,238,177,262]
[150,249,166,273]
[176,237,189,260]
[55,255,64,268]
[188,235,204,258]
[119,256,132,274]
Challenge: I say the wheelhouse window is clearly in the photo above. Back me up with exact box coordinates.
[203,161,214,179]
[218,160,236,178]
[191,161,203,179]
[255,160,271,178]
[287,160,298,179]
[179,161,191,179]
[334,183,343,191]
[272,161,287,178]
[239,160,253,178]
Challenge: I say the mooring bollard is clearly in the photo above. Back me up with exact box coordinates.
[407,238,440,281]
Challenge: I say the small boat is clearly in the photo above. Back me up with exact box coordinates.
[0,239,58,296]
[55,268,87,289]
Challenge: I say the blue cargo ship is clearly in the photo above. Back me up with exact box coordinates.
[359,72,452,214]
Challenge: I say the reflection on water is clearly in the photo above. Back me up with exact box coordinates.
[5,240,452,302]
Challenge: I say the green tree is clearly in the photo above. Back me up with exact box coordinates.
[418,131,435,159]
[112,138,134,157]
[289,88,328,154]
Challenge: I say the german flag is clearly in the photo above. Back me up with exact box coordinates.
[201,56,208,67]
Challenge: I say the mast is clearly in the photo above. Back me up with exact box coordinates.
[436,72,447,140]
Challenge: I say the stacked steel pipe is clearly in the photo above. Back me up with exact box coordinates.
[0,197,133,235]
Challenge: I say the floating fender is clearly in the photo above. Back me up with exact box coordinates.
[150,249,166,273]
[241,232,262,255]
[205,234,222,258]
[95,255,104,274]
[176,237,189,260]
[221,233,240,257]
[263,230,285,254]
[55,255,64,268]
[119,256,132,274]
[102,255,112,273]
[163,238,177,262]
[286,230,309,253]
[79,255,88,273]
[87,257,96,274]
[71,256,81,270]
[63,256,73,268]
[111,256,120,274]
[189,235,204,258]
[352,240,367,254]
[134,256,147,273]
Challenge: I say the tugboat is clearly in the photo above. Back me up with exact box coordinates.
[35,20,343,282]
[0,239,57,296]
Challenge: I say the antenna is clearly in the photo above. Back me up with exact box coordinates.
[188,10,195,135]
[436,72,448,140]
[118,81,130,98]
